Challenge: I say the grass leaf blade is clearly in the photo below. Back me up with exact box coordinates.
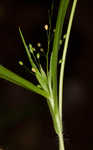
[49,0,69,104]
[19,27,37,69]
[0,65,49,99]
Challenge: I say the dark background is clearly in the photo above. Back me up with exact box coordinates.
[0,0,93,150]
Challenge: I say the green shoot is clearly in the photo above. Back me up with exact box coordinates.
[0,0,78,150]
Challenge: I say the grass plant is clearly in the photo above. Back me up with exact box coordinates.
[0,0,77,150]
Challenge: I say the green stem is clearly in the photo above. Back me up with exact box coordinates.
[59,0,77,126]
[58,131,65,150]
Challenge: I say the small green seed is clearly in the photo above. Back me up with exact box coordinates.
[37,53,40,59]
[29,44,32,49]
[37,42,41,47]
[40,48,44,52]
[63,34,66,39]
[32,68,36,73]
[19,61,23,66]
[29,44,35,53]
[59,59,63,64]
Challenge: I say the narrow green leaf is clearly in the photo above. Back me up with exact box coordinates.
[0,65,50,99]
[19,27,36,69]
[49,0,69,104]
